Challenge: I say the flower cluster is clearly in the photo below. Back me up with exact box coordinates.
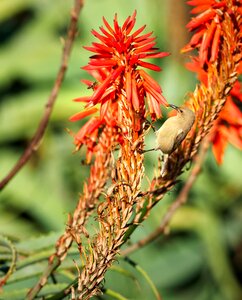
[70,11,169,160]
[212,81,242,163]
[183,0,242,164]
[182,0,242,66]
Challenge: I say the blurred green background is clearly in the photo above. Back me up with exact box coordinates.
[0,0,241,299]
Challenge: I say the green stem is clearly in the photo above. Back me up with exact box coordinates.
[124,257,162,300]
[104,288,129,300]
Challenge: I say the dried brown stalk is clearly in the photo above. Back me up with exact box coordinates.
[122,136,210,256]
[0,0,84,191]
[27,125,116,299]
[72,97,146,299]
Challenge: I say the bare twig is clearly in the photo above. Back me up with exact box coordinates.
[0,0,84,191]
[121,136,211,256]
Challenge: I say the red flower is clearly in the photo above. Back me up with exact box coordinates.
[181,0,241,66]
[211,81,242,164]
[184,57,242,165]
[182,1,242,164]
[70,11,169,158]
[184,53,242,164]
[185,57,209,85]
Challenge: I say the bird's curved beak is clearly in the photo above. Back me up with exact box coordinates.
[169,103,182,112]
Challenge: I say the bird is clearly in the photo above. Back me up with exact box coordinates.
[144,103,195,176]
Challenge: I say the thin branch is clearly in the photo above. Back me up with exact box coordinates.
[121,136,211,256]
[0,0,84,191]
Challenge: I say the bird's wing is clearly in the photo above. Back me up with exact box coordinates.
[172,129,186,152]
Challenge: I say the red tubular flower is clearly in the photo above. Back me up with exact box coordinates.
[185,57,209,85]
[184,55,242,164]
[183,0,242,164]
[182,0,233,66]
[70,11,169,158]
[211,81,242,164]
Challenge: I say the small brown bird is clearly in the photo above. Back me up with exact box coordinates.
[145,104,195,176]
